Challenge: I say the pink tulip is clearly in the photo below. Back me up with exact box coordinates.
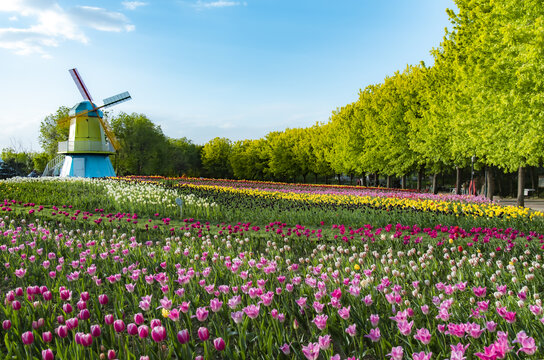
[2,320,11,330]
[195,307,209,321]
[12,300,21,311]
[138,325,149,338]
[66,317,78,330]
[312,315,328,330]
[177,329,190,344]
[42,331,53,343]
[98,294,109,305]
[108,350,116,360]
[345,324,356,337]
[134,313,145,325]
[113,320,125,333]
[243,304,260,319]
[41,349,54,360]
[301,342,320,360]
[318,335,331,350]
[213,337,226,351]
[150,319,161,329]
[104,314,114,325]
[127,323,138,336]
[57,325,68,338]
[279,343,291,355]
[80,333,93,347]
[387,346,404,360]
[363,324,381,342]
[21,331,34,345]
[151,326,166,342]
[197,327,209,341]
[79,309,90,320]
[90,324,101,337]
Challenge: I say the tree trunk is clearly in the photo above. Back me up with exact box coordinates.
[531,166,536,190]
[517,166,525,207]
[315,173,318,183]
[362,172,366,186]
[432,174,439,194]
[386,176,391,188]
[455,167,461,195]
[486,166,494,201]
[302,174,306,183]
[337,174,341,185]
[374,173,379,187]
[417,170,423,191]
[350,174,354,185]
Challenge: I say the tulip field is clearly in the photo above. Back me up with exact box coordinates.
[0,177,543,359]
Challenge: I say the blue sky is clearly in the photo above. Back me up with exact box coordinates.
[0,0,454,151]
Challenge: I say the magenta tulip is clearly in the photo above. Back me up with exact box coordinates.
[2,320,11,330]
[151,326,166,342]
[127,323,138,336]
[213,337,226,351]
[90,324,101,337]
[41,349,54,360]
[134,313,145,325]
[21,331,34,345]
[177,329,190,344]
[104,314,114,325]
[80,333,93,347]
[42,331,53,343]
[113,320,125,333]
[138,325,149,338]
[197,327,209,341]
[108,350,116,360]
[57,325,68,338]
[98,294,109,305]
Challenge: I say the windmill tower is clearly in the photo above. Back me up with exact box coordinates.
[55,68,131,178]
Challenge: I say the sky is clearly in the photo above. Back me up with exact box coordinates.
[0,0,455,152]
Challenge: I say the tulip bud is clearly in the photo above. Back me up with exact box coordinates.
[113,320,125,333]
[177,329,190,344]
[138,325,149,338]
[90,324,101,337]
[21,331,34,345]
[197,327,209,341]
[42,331,53,343]
[41,349,54,360]
[213,337,226,351]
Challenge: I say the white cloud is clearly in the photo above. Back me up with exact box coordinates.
[194,1,247,9]
[0,0,134,57]
[8,15,18,21]
[122,1,147,10]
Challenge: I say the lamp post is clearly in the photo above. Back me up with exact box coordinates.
[471,156,476,195]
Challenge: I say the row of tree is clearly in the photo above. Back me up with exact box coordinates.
[5,0,539,206]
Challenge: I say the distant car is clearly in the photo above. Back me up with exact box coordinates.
[27,170,39,178]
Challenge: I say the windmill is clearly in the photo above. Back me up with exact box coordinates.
[53,68,131,177]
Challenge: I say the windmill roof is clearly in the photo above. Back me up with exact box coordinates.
[69,101,104,118]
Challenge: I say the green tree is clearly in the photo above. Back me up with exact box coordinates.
[110,113,169,175]
[202,137,233,178]
[166,137,203,177]
[39,106,70,159]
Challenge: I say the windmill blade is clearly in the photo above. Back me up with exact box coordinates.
[69,68,94,102]
[96,114,121,151]
[103,91,131,108]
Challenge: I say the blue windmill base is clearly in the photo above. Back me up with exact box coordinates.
[59,154,116,178]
